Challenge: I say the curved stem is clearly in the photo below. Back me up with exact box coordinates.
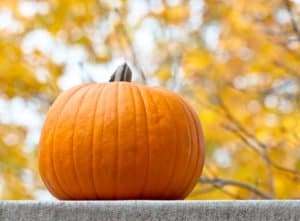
[109,63,132,82]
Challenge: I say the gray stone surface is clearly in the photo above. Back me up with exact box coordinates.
[0,200,300,221]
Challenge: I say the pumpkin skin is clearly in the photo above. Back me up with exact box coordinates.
[38,81,205,200]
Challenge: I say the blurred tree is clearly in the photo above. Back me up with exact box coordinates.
[0,0,299,199]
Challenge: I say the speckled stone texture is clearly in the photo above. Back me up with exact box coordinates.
[0,200,299,221]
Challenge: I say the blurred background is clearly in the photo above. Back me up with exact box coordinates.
[0,0,299,200]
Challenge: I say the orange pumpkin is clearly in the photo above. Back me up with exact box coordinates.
[38,64,205,200]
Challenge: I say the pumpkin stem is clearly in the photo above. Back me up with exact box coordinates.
[109,63,132,82]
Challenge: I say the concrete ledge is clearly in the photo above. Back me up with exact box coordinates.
[0,200,299,221]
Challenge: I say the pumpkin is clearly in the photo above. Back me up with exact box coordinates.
[38,63,205,200]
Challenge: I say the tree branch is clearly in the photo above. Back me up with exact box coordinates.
[218,97,268,149]
[199,177,273,199]
[222,121,300,178]
[218,95,300,172]
[284,0,300,40]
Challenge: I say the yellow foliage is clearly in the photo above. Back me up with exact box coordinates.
[156,6,190,25]
[156,65,172,82]
[182,50,212,76]
[0,0,299,200]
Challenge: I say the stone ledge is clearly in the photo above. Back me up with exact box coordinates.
[0,200,299,221]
